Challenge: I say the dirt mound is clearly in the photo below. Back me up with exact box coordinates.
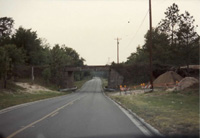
[15,82,52,93]
[177,77,199,91]
[153,71,183,87]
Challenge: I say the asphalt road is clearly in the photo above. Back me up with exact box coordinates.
[0,77,152,138]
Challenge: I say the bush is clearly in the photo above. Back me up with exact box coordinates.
[42,68,51,83]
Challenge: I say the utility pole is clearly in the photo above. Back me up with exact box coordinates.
[149,0,153,91]
[114,37,121,64]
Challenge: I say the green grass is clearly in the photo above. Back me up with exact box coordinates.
[0,91,68,110]
[101,78,108,88]
[74,78,91,89]
[109,90,199,136]
[0,78,90,110]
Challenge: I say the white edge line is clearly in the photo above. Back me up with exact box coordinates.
[101,85,164,137]
[6,95,86,138]
[103,92,153,137]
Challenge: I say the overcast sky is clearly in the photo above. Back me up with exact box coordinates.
[0,0,199,65]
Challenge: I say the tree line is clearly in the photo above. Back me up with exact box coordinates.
[111,3,199,85]
[0,17,86,88]
[126,3,199,68]
[1,3,199,88]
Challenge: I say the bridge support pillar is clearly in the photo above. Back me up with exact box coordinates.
[66,71,74,88]
[108,69,123,89]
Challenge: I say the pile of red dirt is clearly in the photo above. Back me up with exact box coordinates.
[153,71,183,88]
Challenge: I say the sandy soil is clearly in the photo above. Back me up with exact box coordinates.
[15,82,52,93]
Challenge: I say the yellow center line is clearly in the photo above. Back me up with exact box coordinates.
[50,112,58,117]
[7,95,85,138]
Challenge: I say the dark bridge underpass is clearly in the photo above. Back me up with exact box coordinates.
[64,66,123,89]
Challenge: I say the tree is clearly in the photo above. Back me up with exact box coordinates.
[126,46,149,64]
[12,27,42,65]
[0,44,24,88]
[42,68,51,84]
[144,28,170,65]
[0,17,14,46]
[158,3,199,67]
[158,3,180,46]
[0,17,14,38]
[64,46,85,66]
[40,38,52,65]
[0,17,87,88]
[177,11,199,68]
[126,52,138,64]
[49,44,85,87]
[126,28,170,66]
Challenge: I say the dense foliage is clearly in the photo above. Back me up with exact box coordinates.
[126,3,199,68]
[0,17,86,88]
[123,3,199,84]
[0,3,199,88]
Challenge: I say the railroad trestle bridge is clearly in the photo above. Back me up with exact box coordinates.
[64,66,123,89]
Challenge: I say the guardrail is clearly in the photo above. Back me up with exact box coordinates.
[59,86,77,92]
[103,87,116,92]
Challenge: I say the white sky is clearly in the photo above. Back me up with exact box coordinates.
[0,0,199,65]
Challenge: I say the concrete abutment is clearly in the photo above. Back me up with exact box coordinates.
[64,66,123,89]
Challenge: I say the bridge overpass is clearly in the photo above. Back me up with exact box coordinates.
[64,65,123,89]
[64,66,110,71]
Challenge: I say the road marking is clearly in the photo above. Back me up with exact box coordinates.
[103,93,153,137]
[0,103,32,115]
[117,104,152,136]
[0,93,82,115]
[50,112,58,117]
[6,95,85,138]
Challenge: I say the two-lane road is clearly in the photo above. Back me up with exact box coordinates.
[0,77,152,138]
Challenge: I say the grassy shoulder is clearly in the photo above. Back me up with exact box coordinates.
[74,77,91,89]
[108,89,199,136]
[101,78,108,88]
[0,91,67,110]
[0,78,90,110]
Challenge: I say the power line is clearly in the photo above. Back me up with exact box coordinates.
[122,0,168,52]
[124,10,149,51]
[117,0,168,63]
